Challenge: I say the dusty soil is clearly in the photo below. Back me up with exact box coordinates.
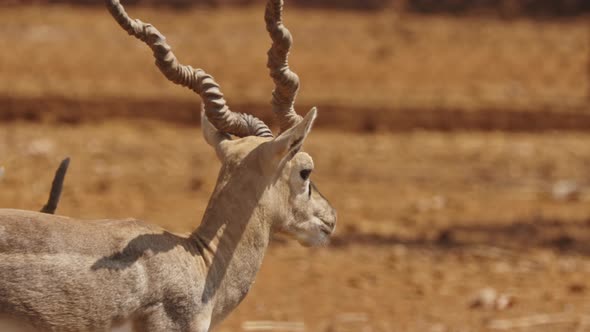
[0,6,588,131]
[2,120,590,331]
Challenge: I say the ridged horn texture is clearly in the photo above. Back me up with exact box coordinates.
[265,0,304,134]
[106,0,273,138]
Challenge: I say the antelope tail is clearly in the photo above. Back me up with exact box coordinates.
[40,158,70,215]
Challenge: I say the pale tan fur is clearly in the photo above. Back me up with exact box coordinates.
[0,1,336,331]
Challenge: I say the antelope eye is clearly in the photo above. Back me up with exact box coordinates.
[300,169,312,181]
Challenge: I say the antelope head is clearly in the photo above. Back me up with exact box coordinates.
[106,0,337,247]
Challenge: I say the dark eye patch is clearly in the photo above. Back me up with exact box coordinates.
[300,169,312,181]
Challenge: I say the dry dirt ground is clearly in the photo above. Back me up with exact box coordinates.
[2,121,590,332]
[0,6,588,131]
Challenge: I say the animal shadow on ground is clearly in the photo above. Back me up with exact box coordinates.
[330,217,590,256]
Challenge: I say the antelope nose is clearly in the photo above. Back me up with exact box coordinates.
[322,208,337,231]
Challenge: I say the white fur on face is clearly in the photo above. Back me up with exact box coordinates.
[278,153,334,247]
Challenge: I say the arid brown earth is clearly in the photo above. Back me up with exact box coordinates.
[0,6,588,131]
[2,4,590,332]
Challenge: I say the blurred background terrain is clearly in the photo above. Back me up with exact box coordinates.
[1,1,590,331]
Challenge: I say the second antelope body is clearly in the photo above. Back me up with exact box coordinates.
[0,0,337,331]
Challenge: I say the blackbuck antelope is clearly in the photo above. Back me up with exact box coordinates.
[0,0,337,331]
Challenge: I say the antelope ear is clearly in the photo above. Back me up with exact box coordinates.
[201,108,230,160]
[270,108,317,164]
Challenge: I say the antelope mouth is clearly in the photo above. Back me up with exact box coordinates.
[319,224,333,236]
